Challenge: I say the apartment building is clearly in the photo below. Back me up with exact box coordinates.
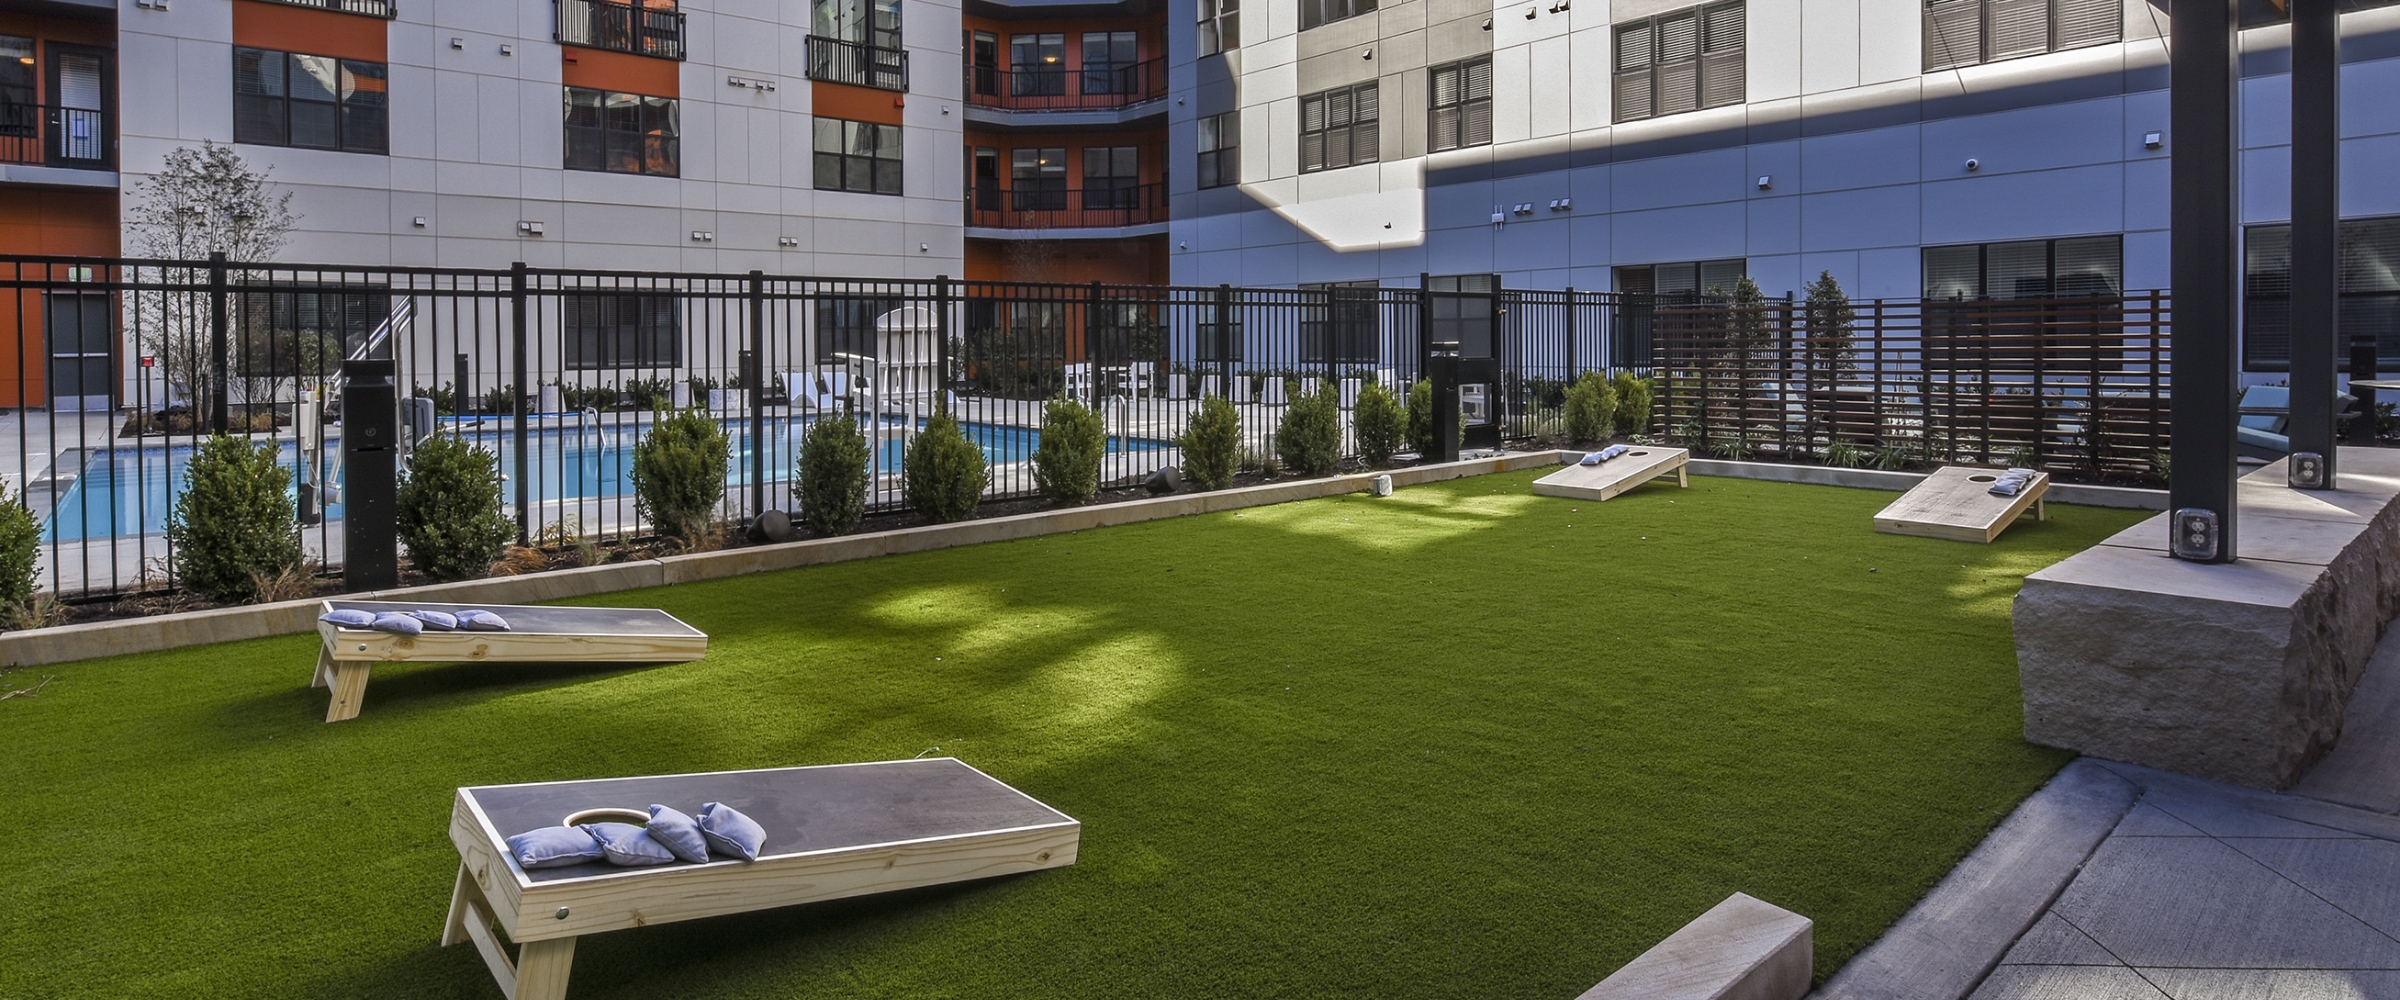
[1162,0,2400,372]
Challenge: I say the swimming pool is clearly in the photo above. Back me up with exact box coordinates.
[42,416,1166,541]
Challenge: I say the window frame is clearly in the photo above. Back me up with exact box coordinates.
[563,86,681,177]
[1298,81,1378,174]
[812,117,904,196]
[1197,110,1239,189]
[1612,1,1744,124]
[563,293,684,371]
[2242,216,2400,372]
[1922,0,2121,73]
[233,47,389,154]
[1299,0,1376,32]
[1427,57,1493,153]
[1198,0,1240,56]
[1300,280,1380,365]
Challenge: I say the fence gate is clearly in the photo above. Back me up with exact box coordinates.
[1424,273,1501,449]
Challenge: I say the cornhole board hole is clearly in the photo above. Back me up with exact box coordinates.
[311,601,707,723]
[1532,447,1691,502]
[442,757,1081,1000]
[1872,466,2050,543]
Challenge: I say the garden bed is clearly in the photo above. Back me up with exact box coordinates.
[0,469,2149,998]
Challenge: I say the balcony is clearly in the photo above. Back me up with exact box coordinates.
[0,103,112,172]
[557,0,686,61]
[806,37,909,92]
[965,57,1166,112]
[967,182,1166,231]
[251,0,397,17]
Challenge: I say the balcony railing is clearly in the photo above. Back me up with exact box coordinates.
[558,0,687,61]
[965,57,1167,111]
[807,36,910,92]
[252,0,397,17]
[967,182,1166,229]
[0,103,112,171]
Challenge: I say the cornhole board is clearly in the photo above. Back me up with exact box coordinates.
[1872,466,2050,543]
[311,601,707,723]
[1532,446,1691,502]
[442,757,1081,1000]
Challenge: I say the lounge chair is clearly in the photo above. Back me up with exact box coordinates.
[442,757,1078,1000]
[2237,384,2359,460]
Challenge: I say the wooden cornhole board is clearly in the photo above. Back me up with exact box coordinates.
[1872,466,2051,543]
[442,757,1081,1000]
[311,601,707,723]
[1532,446,1691,502]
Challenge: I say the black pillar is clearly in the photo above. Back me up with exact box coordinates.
[2288,0,2342,487]
[341,359,399,590]
[207,251,229,435]
[2168,0,2241,561]
[1429,341,1462,463]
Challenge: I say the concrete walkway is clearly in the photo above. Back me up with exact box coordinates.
[1820,624,2400,1000]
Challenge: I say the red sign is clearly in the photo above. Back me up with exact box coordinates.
[139,356,155,368]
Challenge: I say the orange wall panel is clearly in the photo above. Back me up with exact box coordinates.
[562,46,680,97]
[0,190,120,407]
[810,82,905,126]
[966,235,1166,285]
[232,0,387,61]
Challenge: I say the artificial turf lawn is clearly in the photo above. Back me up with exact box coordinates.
[0,470,2148,999]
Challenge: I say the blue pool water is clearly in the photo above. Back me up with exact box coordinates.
[43,416,1165,541]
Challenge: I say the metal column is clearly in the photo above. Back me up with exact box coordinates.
[2167,0,2241,561]
[2288,0,2342,488]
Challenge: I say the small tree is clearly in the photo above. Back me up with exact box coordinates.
[1612,372,1655,436]
[0,481,39,619]
[1179,394,1243,490]
[169,434,301,604]
[799,412,871,535]
[396,434,514,582]
[125,142,302,420]
[1276,383,1343,476]
[632,408,731,547]
[1352,382,1404,468]
[1033,396,1106,504]
[1563,372,1618,445]
[904,411,988,524]
[1803,270,1857,376]
[1404,378,1436,457]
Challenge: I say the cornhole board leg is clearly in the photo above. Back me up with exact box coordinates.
[324,662,371,723]
[446,863,578,1000]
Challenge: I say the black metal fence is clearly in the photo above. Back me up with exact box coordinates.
[1652,291,2173,480]
[0,255,2179,600]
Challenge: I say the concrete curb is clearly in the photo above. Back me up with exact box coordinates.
[0,451,1568,668]
[1809,758,2141,1000]
[1688,459,2169,510]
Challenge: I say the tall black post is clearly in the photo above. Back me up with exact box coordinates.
[341,358,399,591]
[207,251,229,435]
[1429,341,1462,463]
[2168,0,2241,561]
[453,352,469,413]
[747,269,767,519]
[1564,286,1578,379]
[510,262,530,544]
[1216,283,1234,396]
[2288,0,2342,488]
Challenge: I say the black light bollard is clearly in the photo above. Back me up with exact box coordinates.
[342,359,400,591]
[1429,341,1462,464]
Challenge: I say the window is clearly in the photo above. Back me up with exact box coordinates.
[1428,58,1492,152]
[971,146,1001,210]
[564,294,681,370]
[1613,260,1744,367]
[1198,0,1239,56]
[234,48,388,153]
[1011,147,1065,209]
[564,87,679,176]
[813,118,902,195]
[1301,281,1379,365]
[816,296,900,363]
[1922,236,2122,300]
[1082,32,1139,95]
[1923,0,2118,72]
[1300,0,1375,31]
[1084,146,1139,209]
[970,31,999,96]
[2243,217,2400,371]
[1198,300,1243,362]
[0,36,32,107]
[236,288,389,376]
[1198,111,1238,189]
[1613,1,1743,123]
[1012,34,1065,97]
[813,0,900,50]
[1299,82,1377,173]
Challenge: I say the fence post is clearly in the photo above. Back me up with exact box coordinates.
[511,261,530,545]
[748,269,767,519]
[1216,282,1233,396]
[1565,286,1578,380]
[935,275,954,415]
[207,251,228,434]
